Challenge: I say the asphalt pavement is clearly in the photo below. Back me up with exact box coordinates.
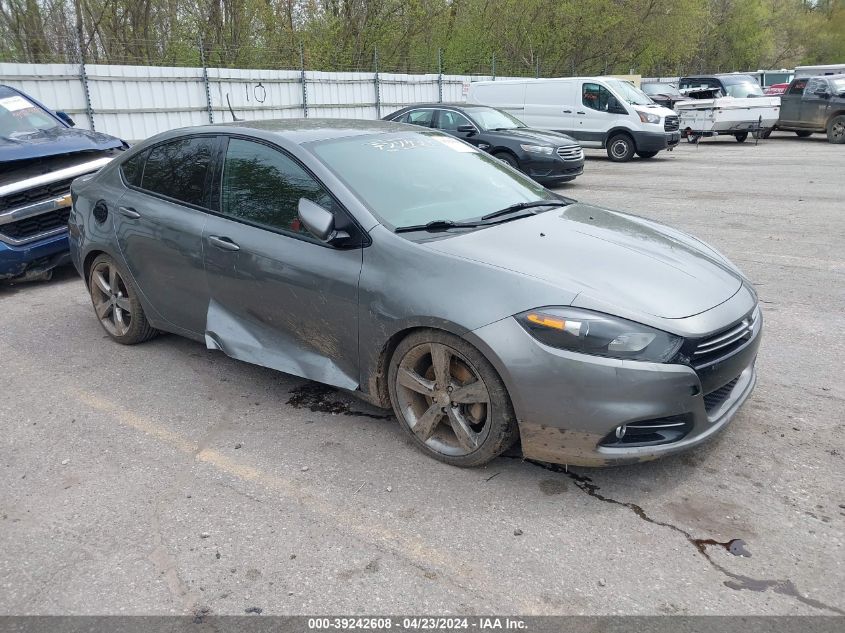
[1,131,843,616]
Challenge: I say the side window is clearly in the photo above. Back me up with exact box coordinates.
[804,78,827,96]
[221,138,335,236]
[435,110,473,131]
[141,137,215,207]
[120,150,147,187]
[582,83,611,112]
[788,79,808,95]
[406,110,434,127]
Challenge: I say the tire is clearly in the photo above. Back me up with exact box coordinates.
[636,150,659,159]
[735,132,748,143]
[826,115,845,144]
[88,254,157,345]
[795,131,813,138]
[606,134,635,162]
[493,151,520,170]
[387,329,518,467]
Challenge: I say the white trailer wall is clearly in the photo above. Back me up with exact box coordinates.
[1,62,520,141]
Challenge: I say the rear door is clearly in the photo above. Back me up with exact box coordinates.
[201,136,363,389]
[779,78,808,125]
[524,81,575,134]
[800,78,831,128]
[114,135,218,336]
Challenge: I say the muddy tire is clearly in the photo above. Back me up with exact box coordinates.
[388,329,518,467]
[606,133,635,162]
[826,115,845,144]
[88,254,157,344]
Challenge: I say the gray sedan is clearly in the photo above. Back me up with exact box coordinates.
[69,119,762,467]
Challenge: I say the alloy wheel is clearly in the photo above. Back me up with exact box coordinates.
[90,261,132,337]
[395,342,491,456]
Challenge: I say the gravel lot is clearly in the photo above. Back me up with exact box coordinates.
[1,131,843,616]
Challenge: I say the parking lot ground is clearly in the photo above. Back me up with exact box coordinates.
[1,132,843,616]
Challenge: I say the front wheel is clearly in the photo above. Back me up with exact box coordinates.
[387,329,518,467]
[88,254,157,344]
[493,151,520,170]
[636,150,659,159]
[735,132,748,143]
[826,115,845,144]
[606,134,635,162]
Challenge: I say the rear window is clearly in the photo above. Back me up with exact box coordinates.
[120,151,147,187]
[141,137,216,207]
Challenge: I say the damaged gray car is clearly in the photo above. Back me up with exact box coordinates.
[69,119,762,468]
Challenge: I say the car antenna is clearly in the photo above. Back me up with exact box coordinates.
[226,93,243,121]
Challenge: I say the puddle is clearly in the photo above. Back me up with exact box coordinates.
[693,538,751,557]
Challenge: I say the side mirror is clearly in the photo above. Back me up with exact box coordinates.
[56,111,75,127]
[456,124,476,135]
[814,89,830,98]
[297,198,349,243]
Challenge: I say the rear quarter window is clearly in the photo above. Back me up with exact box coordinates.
[120,150,147,187]
[141,136,216,207]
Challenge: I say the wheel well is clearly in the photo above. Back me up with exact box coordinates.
[368,326,429,408]
[605,128,635,149]
[82,250,106,288]
[826,111,845,126]
[491,148,519,162]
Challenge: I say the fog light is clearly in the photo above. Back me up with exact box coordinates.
[615,425,627,440]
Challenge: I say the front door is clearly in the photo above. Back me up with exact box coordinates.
[576,81,616,147]
[202,136,363,389]
[113,135,217,336]
[432,109,482,147]
[800,77,832,128]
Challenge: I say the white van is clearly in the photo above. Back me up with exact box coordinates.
[468,77,680,162]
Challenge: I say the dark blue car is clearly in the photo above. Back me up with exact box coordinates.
[1,84,127,281]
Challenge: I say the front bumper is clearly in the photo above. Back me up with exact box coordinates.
[0,232,70,280]
[632,130,681,152]
[524,155,585,184]
[466,309,761,467]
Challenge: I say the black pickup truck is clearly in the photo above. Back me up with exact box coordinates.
[1,85,127,281]
[775,74,845,143]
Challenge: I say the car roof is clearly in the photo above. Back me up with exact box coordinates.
[156,118,412,145]
[392,103,495,110]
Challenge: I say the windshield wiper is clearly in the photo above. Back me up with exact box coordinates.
[394,219,482,234]
[481,199,570,221]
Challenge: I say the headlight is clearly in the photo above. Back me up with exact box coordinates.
[516,307,683,362]
[520,144,554,155]
[638,111,661,124]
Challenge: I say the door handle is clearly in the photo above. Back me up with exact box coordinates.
[208,235,240,252]
[563,109,572,113]
[576,111,586,115]
[118,206,140,219]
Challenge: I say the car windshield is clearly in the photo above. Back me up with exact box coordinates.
[467,107,527,131]
[311,130,556,230]
[642,83,681,96]
[719,75,764,97]
[0,88,61,138]
[605,79,653,105]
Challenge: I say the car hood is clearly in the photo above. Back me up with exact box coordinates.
[485,127,578,146]
[425,203,743,320]
[0,126,125,163]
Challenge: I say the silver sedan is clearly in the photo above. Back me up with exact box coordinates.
[69,119,762,467]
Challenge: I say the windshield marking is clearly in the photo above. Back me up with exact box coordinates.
[0,95,36,113]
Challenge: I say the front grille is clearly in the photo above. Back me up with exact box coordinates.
[664,116,680,132]
[692,308,758,367]
[556,145,584,161]
[0,177,75,213]
[703,377,739,413]
[0,207,71,241]
[599,414,693,448]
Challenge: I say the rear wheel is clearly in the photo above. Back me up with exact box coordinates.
[795,130,813,138]
[388,329,518,467]
[735,132,748,143]
[636,150,659,159]
[606,134,635,162]
[826,116,845,144]
[88,254,157,344]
